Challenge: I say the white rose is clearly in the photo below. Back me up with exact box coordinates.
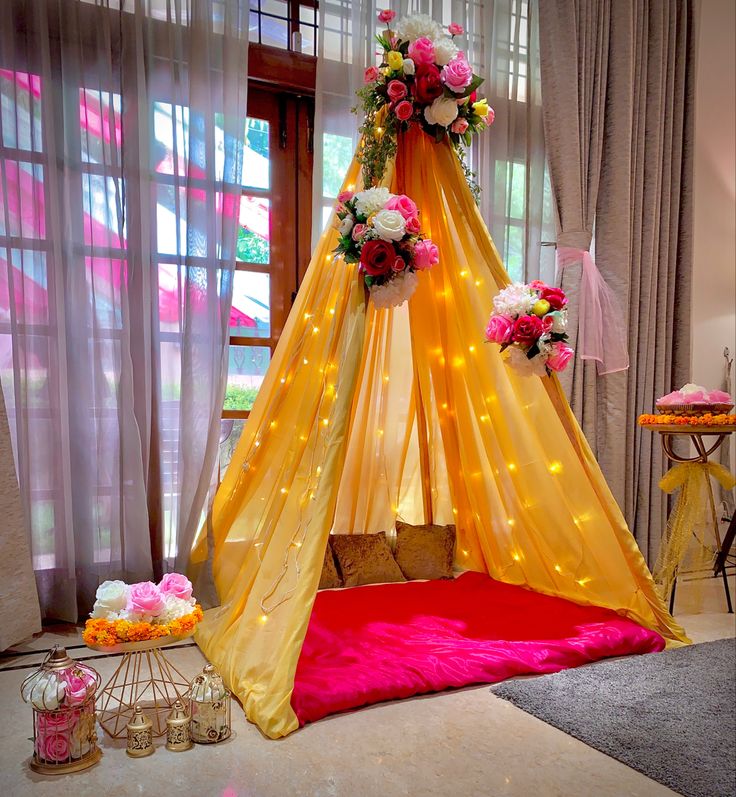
[90,579,129,618]
[681,383,707,395]
[22,671,66,711]
[395,13,443,42]
[434,38,459,66]
[549,310,568,334]
[372,209,406,242]
[339,216,354,237]
[402,58,416,76]
[424,96,459,128]
[354,186,391,217]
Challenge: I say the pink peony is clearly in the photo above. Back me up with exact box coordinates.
[378,9,396,23]
[385,194,418,220]
[159,572,193,601]
[708,389,733,403]
[127,581,165,616]
[352,223,367,241]
[364,66,380,83]
[657,390,686,405]
[392,256,406,272]
[62,672,92,707]
[405,216,421,235]
[36,729,72,762]
[408,37,436,66]
[337,190,353,203]
[413,239,439,270]
[451,118,469,134]
[448,23,464,36]
[682,390,707,404]
[393,100,414,121]
[485,315,514,345]
[441,56,474,93]
[546,342,575,372]
[387,79,408,102]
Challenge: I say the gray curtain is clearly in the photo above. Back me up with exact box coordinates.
[539,0,695,562]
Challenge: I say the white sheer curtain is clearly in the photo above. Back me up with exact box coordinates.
[0,0,248,620]
[312,0,552,283]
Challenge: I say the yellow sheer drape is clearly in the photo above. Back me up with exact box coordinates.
[191,129,688,739]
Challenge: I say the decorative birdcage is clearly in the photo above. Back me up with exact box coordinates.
[20,646,101,774]
[187,664,231,744]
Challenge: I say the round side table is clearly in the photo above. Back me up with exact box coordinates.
[640,423,735,614]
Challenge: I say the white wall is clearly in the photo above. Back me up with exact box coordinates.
[692,0,736,392]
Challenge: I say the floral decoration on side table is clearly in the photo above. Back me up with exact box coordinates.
[485,281,574,376]
[334,186,438,308]
[358,11,494,192]
[83,573,203,647]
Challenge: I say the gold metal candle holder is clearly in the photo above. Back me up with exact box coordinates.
[126,705,154,757]
[165,699,193,751]
[20,647,102,775]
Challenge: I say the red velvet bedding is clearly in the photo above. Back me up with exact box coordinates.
[291,571,664,725]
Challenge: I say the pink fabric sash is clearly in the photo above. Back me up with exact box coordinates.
[557,247,630,375]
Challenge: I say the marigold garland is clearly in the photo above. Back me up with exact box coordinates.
[638,413,736,427]
[82,605,204,647]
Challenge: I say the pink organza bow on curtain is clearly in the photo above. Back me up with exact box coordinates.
[557,247,630,375]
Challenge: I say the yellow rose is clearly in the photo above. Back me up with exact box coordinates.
[532,299,550,317]
[387,50,403,71]
[472,99,490,118]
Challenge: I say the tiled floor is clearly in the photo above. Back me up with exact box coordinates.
[1,574,733,797]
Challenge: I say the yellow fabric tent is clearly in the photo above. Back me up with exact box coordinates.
[190,128,688,739]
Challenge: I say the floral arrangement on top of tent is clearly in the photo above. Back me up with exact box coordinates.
[356,11,494,193]
[334,185,439,307]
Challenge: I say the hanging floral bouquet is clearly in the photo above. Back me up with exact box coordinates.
[356,11,494,191]
[485,281,574,376]
[82,574,203,648]
[334,185,438,308]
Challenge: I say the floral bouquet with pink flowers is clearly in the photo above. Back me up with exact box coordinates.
[82,573,203,648]
[334,185,438,308]
[485,281,574,377]
[356,11,493,190]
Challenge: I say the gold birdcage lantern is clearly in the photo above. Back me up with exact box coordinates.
[187,664,231,744]
[20,646,101,774]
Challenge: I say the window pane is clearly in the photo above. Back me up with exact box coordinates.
[156,184,208,256]
[152,102,206,177]
[231,270,270,338]
[0,70,42,152]
[225,345,270,410]
[86,257,126,329]
[219,418,245,472]
[0,160,45,239]
[83,174,126,248]
[215,115,269,189]
[80,89,122,165]
[322,133,353,198]
[260,15,288,49]
[506,225,524,282]
[237,196,270,263]
[0,249,48,326]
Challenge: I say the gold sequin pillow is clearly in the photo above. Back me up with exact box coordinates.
[394,522,456,580]
[329,532,406,588]
[318,541,343,590]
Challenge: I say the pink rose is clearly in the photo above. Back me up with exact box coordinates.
[36,729,72,762]
[413,239,439,270]
[385,194,418,220]
[529,279,548,290]
[378,9,396,23]
[364,66,380,83]
[448,23,464,36]
[441,56,474,93]
[485,315,515,344]
[657,390,686,406]
[393,100,414,121]
[387,79,408,102]
[540,286,568,310]
[337,190,353,203]
[352,223,367,241]
[405,216,421,235]
[451,118,468,134]
[708,390,733,403]
[513,315,544,346]
[37,710,79,734]
[392,256,406,272]
[127,581,165,616]
[546,342,575,373]
[62,672,92,707]
[408,37,436,67]
[159,572,193,601]
[682,391,707,404]
[484,108,495,126]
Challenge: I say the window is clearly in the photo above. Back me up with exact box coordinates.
[249,0,318,55]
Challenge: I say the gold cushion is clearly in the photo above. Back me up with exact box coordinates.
[318,541,342,590]
[330,532,406,588]
[394,522,456,580]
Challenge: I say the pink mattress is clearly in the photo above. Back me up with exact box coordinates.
[291,571,664,725]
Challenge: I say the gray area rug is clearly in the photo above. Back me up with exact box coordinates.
[492,638,736,797]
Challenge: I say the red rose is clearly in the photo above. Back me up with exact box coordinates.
[413,65,443,104]
[513,315,545,346]
[360,239,396,276]
[541,286,567,310]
